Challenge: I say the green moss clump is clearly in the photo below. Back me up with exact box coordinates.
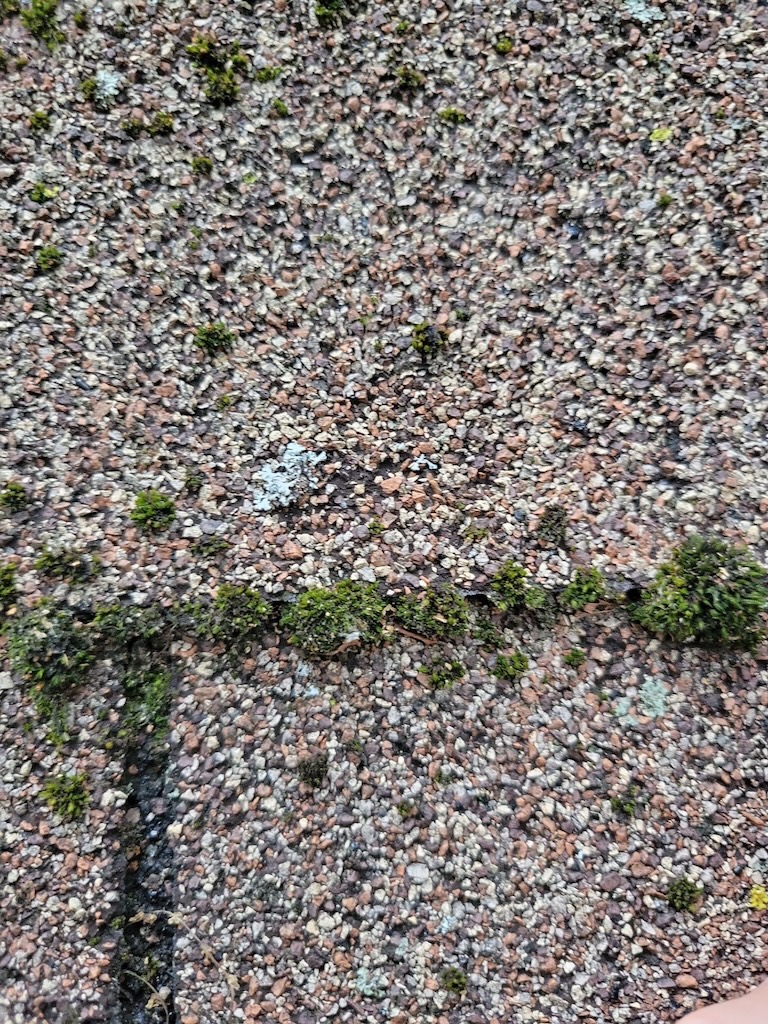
[191,154,213,176]
[121,117,144,138]
[80,76,96,102]
[194,322,235,357]
[122,667,171,736]
[536,505,568,548]
[256,65,282,83]
[394,585,469,641]
[192,535,230,557]
[73,8,87,29]
[440,967,467,995]
[633,536,767,649]
[610,784,639,819]
[315,0,343,28]
[561,567,606,611]
[395,65,425,91]
[438,108,467,125]
[205,67,239,105]
[564,647,586,668]
[667,877,702,912]
[490,560,529,615]
[297,754,328,788]
[0,562,17,621]
[494,650,528,683]
[147,111,174,136]
[29,181,58,202]
[394,19,410,34]
[0,0,21,19]
[35,545,97,582]
[423,658,464,690]
[198,583,269,654]
[20,0,64,49]
[8,604,95,723]
[40,772,89,820]
[35,245,63,272]
[29,109,51,131]
[281,580,385,657]
[0,480,29,512]
[187,33,246,104]
[92,602,166,653]
[186,34,224,67]
[272,97,289,117]
[411,322,448,366]
[130,490,176,532]
[495,37,513,55]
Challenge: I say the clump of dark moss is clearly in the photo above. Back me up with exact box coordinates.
[0,0,21,20]
[438,108,467,125]
[536,505,568,548]
[130,490,176,532]
[7,604,95,724]
[667,876,702,912]
[28,109,51,131]
[281,580,385,657]
[72,8,87,29]
[35,545,98,583]
[0,562,17,621]
[633,536,767,649]
[422,657,464,690]
[440,967,467,995]
[394,585,470,641]
[192,535,230,558]
[0,480,29,513]
[564,647,586,668]
[272,97,289,117]
[186,34,247,106]
[194,321,235,358]
[0,47,8,71]
[191,154,213,176]
[396,800,418,819]
[35,244,63,273]
[196,583,269,655]
[315,0,343,28]
[495,36,513,55]
[494,650,528,683]
[561,567,606,611]
[474,614,503,649]
[121,116,144,138]
[40,772,89,820]
[489,560,529,614]
[394,65,425,91]
[255,65,282,83]
[147,111,174,136]
[411,322,449,367]
[20,0,64,49]
[297,754,328,788]
[92,602,166,655]
[122,667,171,738]
[610,783,640,819]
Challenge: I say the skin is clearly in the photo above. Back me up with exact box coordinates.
[678,981,768,1024]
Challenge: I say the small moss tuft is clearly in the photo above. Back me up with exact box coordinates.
[0,480,29,512]
[564,647,586,668]
[191,154,213,176]
[130,490,176,532]
[490,560,530,615]
[561,567,606,611]
[411,322,448,367]
[281,580,385,657]
[40,772,89,820]
[0,562,17,620]
[394,585,470,641]
[438,108,467,125]
[536,505,568,548]
[35,245,63,272]
[495,37,513,55]
[194,322,235,357]
[20,0,64,49]
[121,117,144,138]
[29,181,59,203]
[35,545,97,583]
[667,877,702,912]
[147,111,174,136]
[205,67,239,105]
[394,64,425,91]
[494,650,528,683]
[423,658,464,690]
[122,667,171,737]
[73,8,87,29]
[297,754,328,788]
[197,583,269,655]
[610,784,639,818]
[440,967,467,995]
[29,109,51,131]
[256,65,282,83]
[272,97,289,117]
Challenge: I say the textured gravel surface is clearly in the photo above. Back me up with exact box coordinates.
[2,0,768,1020]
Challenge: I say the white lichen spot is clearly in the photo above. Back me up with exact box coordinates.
[624,0,664,22]
[95,68,123,106]
[354,966,388,999]
[638,677,667,718]
[252,442,326,511]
